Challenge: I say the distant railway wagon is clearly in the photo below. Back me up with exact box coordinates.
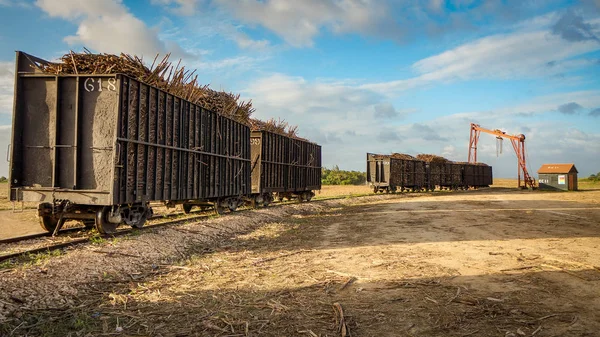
[250,130,321,205]
[367,153,492,193]
[366,153,427,192]
[427,162,463,190]
[463,164,493,187]
[8,51,321,235]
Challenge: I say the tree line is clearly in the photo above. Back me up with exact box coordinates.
[588,172,600,182]
[321,166,367,185]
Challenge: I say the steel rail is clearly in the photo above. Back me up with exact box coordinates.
[0,192,412,264]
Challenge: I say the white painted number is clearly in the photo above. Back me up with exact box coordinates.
[107,78,117,91]
[250,138,261,146]
[84,78,117,92]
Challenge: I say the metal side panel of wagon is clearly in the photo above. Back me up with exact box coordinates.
[367,153,427,193]
[9,51,250,234]
[250,131,321,204]
[367,153,391,193]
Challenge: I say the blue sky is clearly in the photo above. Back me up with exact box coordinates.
[0,0,599,178]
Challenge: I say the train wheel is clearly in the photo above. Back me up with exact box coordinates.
[95,207,118,235]
[214,201,225,215]
[40,216,58,233]
[183,203,193,214]
[228,199,239,212]
[306,192,313,202]
[252,195,263,208]
[38,203,58,233]
[263,194,273,207]
[129,213,147,229]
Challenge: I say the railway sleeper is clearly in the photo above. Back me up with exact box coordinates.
[38,202,152,235]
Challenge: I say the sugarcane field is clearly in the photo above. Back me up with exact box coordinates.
[2,3,600,336]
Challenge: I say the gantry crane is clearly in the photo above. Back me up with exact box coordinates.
[468,123,536,189]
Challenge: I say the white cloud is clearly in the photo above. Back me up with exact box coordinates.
[0,125,10,177]
[362,22,600,94]
[497,90,600,116]
[0,0,32,7]
[243,74,457,172]
[196,55,264,71]
[35,0,190,58]
[213,0,396,47]
[233,32,271,50]
[413,31,598,79]
[244,70,600,176]
[0,62,14,115]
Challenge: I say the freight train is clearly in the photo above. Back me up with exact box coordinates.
[366,153,493,192]
[8,52,321,234]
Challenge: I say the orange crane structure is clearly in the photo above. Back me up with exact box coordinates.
[468,123,536,189]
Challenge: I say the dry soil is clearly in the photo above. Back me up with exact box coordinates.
[1,184,599,337]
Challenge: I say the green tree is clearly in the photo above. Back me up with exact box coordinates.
[321,166,366,185]
[0,176,7,183]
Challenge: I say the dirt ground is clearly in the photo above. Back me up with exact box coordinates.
[1,183,600,336]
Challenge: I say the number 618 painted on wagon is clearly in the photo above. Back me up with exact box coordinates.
[84,78,117,92]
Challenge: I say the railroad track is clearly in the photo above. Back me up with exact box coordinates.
[0,211,213,264]
[0,209,205,245]
[0,198,309,263]
[0,192,408,265]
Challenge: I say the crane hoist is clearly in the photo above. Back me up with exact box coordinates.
[468,123,536,189]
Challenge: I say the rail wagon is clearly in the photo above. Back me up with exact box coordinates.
[366,153,427,193]
[250,130,321,204]
[463,163,493,187]
[9,51,251,234]
[426,161,463,190]
[368,153,493,192]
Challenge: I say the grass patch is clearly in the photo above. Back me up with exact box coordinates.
[0,249,64,270]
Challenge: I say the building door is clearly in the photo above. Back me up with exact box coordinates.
[568,174,575,191]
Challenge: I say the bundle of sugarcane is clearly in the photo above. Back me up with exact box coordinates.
[39,50,254,125]
[371,154,389,160]
[249,118,302,139]
[416,154,448,163]
[455,161,489,166]
[390,153,416,160]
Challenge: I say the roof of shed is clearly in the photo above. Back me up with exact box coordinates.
[537,164,578,174]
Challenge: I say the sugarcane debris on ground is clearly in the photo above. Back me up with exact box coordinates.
[1,188,600,336]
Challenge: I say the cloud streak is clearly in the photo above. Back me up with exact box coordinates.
[212,0,399,47]
[552,11,599,42]
[0,62,14,115]
[557,102,584,115]
[362,26,600,94]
